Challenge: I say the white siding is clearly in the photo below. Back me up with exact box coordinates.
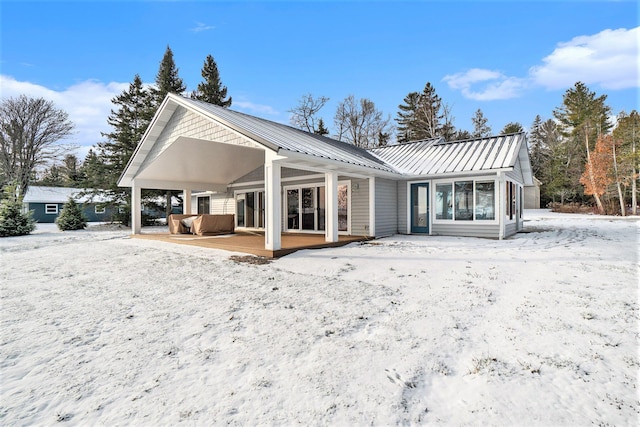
[375,178,398,237]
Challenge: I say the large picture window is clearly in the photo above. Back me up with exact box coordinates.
[435,180,496,221]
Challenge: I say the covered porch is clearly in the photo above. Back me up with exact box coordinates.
[131,230,368,258]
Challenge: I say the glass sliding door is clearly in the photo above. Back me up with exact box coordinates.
[236,194,245,227]
[317,187,325,231]
[338,184,348,231]
[197,196,210,215]
[301,187,315,230]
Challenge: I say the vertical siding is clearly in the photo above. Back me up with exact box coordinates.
[351,178,370,236]
[375,178,398,237]
[397,181,408,234]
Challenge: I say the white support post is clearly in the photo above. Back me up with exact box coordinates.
[325,171,339,243]
[183,189,192,214]
[498,172,505,240]
[131,183,142,235]
[265,158,282,251]
[368,176,376,237]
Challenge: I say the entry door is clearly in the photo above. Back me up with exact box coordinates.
[411,183,429,233]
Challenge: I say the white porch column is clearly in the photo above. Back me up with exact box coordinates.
[131,183,142,235]
[183,189,192,214]
[325,171,339,243]
[368,176,376,237]
[265,158,282,251]
[498,172,505,240]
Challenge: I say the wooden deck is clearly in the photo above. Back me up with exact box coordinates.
[131,231,370,258]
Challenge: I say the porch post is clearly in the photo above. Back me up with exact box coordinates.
[498,172,505,240]
[368,176,376,237]
[265,156,281,251]
[183,189,192,214]
[325,171,339,243]
[131,182,141,235]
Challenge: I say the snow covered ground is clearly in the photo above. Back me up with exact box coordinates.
[1,210,638,426]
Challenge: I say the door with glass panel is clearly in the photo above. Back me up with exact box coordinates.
[411,183,429,233]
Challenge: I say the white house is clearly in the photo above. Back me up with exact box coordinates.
[118,94,533,251]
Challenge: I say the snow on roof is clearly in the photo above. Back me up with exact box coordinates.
[22,186,107,204]
[369,133,527,177]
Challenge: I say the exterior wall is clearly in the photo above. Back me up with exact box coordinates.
[350,178,370,236]
[524,184,540,209]
[28,202,115,223]
[374,178,398,237]
[397,180,408,234]
[233,166,318,185]
[431,222,500,239]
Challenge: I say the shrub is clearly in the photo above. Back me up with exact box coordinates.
[0,185,36,237]
[55,198,87,231]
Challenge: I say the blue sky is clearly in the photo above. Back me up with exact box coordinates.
[1,1,638,159]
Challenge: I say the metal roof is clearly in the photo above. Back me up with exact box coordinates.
[369,133,527,177]
[22,186,109,203]
[181,95,397,174]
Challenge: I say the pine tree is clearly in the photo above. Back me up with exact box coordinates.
[55,197,87,230]
[553,82,612,211]
[612,110,640,214]
[529,115,545,178]
[92,75,155,223]
[315,118,329,136]
[396,92,420,142]
[471,109,491,138]
[501,122,524,134]
[0,184,35,237]
[395,83,448,142]
[152,45,186,107]
[191,54,232,107]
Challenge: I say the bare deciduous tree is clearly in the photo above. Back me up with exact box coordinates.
[0,95,74,196]
[333,95,392,148]
[288,93,329,134]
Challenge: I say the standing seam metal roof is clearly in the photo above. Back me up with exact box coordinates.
[369,133,525,176]
[181,96,397,174]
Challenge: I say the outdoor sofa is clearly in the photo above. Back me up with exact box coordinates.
[168,214,235,236]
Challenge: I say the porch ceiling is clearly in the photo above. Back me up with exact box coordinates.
[134,136,266,190]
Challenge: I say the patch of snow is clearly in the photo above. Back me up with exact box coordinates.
[1,212,638,425]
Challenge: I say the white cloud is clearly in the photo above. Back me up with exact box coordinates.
[0,75,129,159]
[445,27,639,101]
[190,22,215,33]
[530,27,638,90]
[442,68,527,100]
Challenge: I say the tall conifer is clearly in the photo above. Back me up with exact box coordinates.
[191,54,232,107]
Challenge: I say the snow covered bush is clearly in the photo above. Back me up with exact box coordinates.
[55,197,87,231]
[0,185,36,237]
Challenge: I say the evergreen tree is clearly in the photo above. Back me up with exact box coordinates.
[396,83,449,142]
[612,110,640,214]
[471,108,492,138]
[315,118,329,136]
[92,75,155,223]
[55,197,87,231]
[0,184,35,237]
[553,81,612,210]
[501,122,524,134]
[529,115,545,178]
[191,54,232,107]
[152,45,186,107]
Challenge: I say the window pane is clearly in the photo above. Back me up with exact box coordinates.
[246,192,255,227]
[236,196,245,227]
[287,189,299,229]
[475,182,495,220]
[435,184,452,219]
[338,185,348,231]
[454,181,473,221]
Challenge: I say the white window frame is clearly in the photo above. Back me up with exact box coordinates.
[505,180,518,224]
[431,177,499,225]
[45,204,58,215]
[233,187,265,230]
[95,205,106,214]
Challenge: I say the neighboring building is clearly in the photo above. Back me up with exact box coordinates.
[119,94,534,251]
[524,177,542,209]
[22,186,115,223]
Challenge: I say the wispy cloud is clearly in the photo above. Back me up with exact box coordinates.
[443,68,527,101]
[0,75,129,158]
[190,22,215,33]
[530,27,639,90]
[233,100,280,117]
[445,26,639,100]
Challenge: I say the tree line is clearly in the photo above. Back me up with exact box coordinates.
[1,46,637,223]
